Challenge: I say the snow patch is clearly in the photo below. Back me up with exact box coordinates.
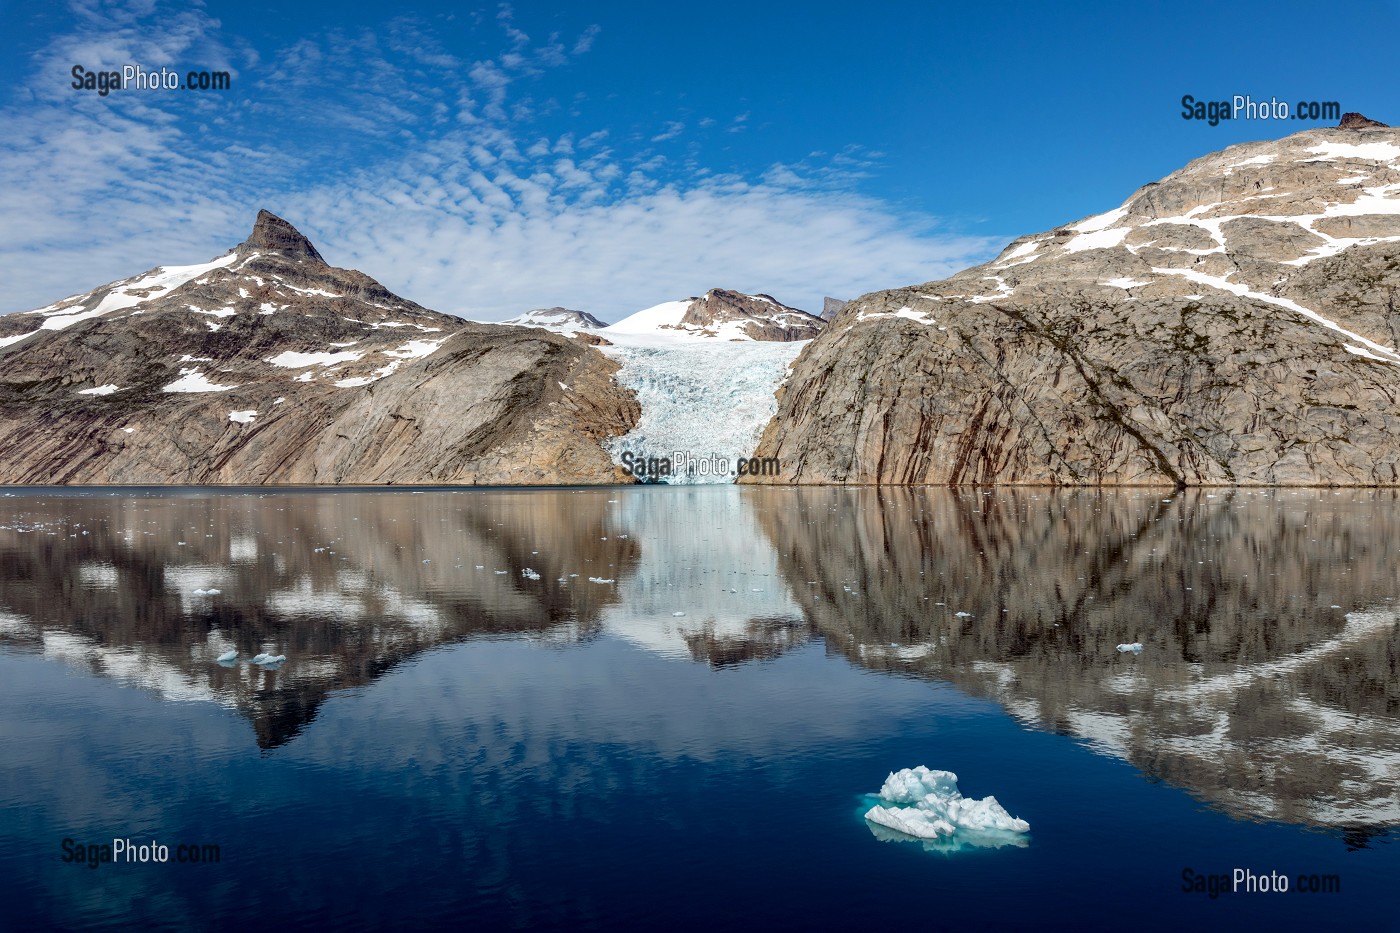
[266,349,364,368]
[161,368,238,393]
[1072,206,1128,233]
[228,410,257,424]
[1064,226,1130,253]
[77,384,120,396]
[1224,153,1277,173]
[1308,141,1400,163]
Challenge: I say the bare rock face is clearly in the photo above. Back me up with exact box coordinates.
[1339,112,1389,129]
[678,288,824,340]
[499,307,606,332]
[242,209,327,263]
[746,123,1400,486]
[821,297,848,321]
[0,211,638,484]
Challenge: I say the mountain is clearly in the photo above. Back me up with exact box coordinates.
[498,306,606,334]
[601,288,824,344]
[0,210,638,484]
[747,116,1400,486]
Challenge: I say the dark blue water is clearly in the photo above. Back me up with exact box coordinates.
[0,487,1396,930]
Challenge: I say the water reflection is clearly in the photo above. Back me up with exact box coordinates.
[753,486,1400,833]
[0,486,1397,835]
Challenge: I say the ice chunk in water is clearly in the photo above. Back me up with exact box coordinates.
[863,766,1029,850]
[1117,642,1144,653]
[216,649,237,663]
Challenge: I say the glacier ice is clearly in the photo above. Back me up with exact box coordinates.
[599,341,806,485]
[863,766,1029,851]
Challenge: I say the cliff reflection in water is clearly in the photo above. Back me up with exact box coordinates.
[752,486,1400,835]
[0,486,1396,836]
[0,489,645,748]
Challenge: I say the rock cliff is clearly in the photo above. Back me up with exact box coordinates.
[747,117,1400,486]
[678,288,824,341]
[0,211,638,484]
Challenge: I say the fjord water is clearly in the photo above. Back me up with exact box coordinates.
[0,486,1397,930]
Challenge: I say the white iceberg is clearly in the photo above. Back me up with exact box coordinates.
[216,649,237,663]
[251,653,287,666]
[863,766,1029,851]
[1117,642,1144,653]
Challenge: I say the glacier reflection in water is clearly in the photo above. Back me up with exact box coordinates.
[0,485,1397,929]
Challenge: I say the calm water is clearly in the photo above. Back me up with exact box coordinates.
[0,486,1397,930]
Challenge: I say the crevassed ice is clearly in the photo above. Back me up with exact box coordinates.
[600,341,804,484]
[863,766,1030,849]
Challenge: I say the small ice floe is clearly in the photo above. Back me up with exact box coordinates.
[494,570,508,575]
[863,766,1029,852]
[192,588,222,597]
[1117,642,1144,653]
[522,568,541,580]
[588,576,615,584]
[216,650,237,663]
[955,611,972,618]
[671,611,685,617]
[251,653,287,666]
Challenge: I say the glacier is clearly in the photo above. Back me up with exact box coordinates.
[863,766,1030,852]
[599,341,805,484]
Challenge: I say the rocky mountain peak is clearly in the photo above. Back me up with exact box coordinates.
[1338,112,1388,129]
[679,289,825,341]
[503,307,606,330]
[242,209,327,264]
[747,121,1400,487]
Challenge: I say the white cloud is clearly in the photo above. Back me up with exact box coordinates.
[0,1,1002,320]
[650,121,685,143]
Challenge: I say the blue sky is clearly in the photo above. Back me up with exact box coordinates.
[1,0,1397,320]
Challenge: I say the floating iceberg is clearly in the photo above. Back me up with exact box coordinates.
[216,649,237,663]
[521,568,541,581]
[863,767,1029,852]
[251,653,287,666]
[1117,642,1144,653]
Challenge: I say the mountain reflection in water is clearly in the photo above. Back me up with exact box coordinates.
[0,485,1396,835]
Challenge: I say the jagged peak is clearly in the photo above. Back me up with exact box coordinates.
[242,209,326,264]
[1338,112,1388,129]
